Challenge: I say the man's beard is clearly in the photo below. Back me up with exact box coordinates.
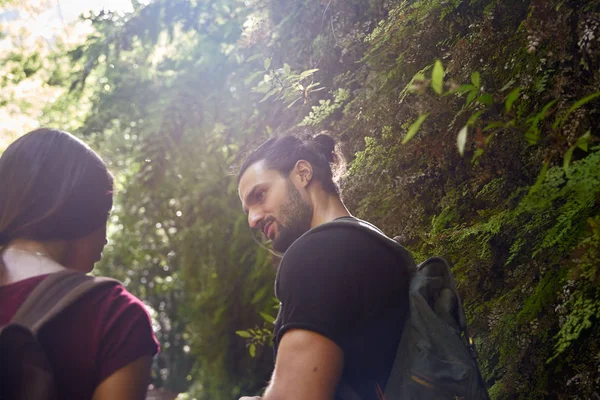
[271,180,313,253]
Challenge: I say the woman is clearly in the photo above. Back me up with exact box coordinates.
[0,128,159,399]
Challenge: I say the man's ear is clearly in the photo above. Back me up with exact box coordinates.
[293,160,313,188]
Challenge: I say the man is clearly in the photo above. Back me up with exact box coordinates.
[237,133,410,400]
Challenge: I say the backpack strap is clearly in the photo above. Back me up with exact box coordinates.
[302,218,417,400]
[10,270,119,334]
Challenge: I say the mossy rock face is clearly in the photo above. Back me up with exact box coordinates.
[327,0,600,398]
[262,0,600,396]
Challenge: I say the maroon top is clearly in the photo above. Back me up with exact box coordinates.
[0,274,160,399]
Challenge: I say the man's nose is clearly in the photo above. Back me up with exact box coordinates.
[248,209,263,229]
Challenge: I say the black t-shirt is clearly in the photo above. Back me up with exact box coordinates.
[273,218,410,400]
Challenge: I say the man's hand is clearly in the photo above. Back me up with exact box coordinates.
[259,329,343,400]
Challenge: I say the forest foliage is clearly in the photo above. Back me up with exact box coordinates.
[1,0,599,398]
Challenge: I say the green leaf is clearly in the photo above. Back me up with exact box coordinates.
[576,130,592,151]
[309,86,326,93]
[457,126,468,156]
[467,110,484,127]
[286,96,304,109]
[563,146,575,171]
[251,286,268,304]
[565,130,593,171]
[413,72,426,81]
[305,81,321,91]
[525,99,558,144]
[298,68,319,80]
[264,57,271,71]
[399,65,432,102]
[472,148,485,163]
[447,84,476,95]
[471,71,480,89]
[244,70,264,85]
[483,121,505,132]
[538,99,559,120]
[505,88,520,113]
[500,80,516,92]
[529,161,549,195]
[260,312,276,324]
[246,53,263,62]
[249,344,256,358]
[259,87,280,103]
[283,63,291,75]
[402,113,430,144]
[525,127,540,145]
[477,94,494,106]
[431,60,444,95]
[236,330,252,338]
[553,92,600,129]
[466,90,478,106]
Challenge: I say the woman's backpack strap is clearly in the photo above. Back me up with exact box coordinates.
[10,270,119,334]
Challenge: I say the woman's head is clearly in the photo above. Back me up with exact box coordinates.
[0,128,113,270]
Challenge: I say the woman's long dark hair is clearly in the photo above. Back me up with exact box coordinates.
[0,128,113,248]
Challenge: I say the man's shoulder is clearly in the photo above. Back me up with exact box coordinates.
[288,218,390,253]
[279,218,397,279]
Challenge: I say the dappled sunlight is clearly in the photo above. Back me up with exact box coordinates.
[0,0,136,141]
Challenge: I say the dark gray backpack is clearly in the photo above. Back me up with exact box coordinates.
[0,271,118,400]
[311,218,490,400]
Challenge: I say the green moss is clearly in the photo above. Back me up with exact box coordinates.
[431,206,459,234]
[516,270,565,325]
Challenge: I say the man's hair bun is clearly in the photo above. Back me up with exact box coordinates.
[235,129,345,196]
[313,134,336,163]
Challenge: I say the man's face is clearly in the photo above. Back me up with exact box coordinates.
[238,161,313,252]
